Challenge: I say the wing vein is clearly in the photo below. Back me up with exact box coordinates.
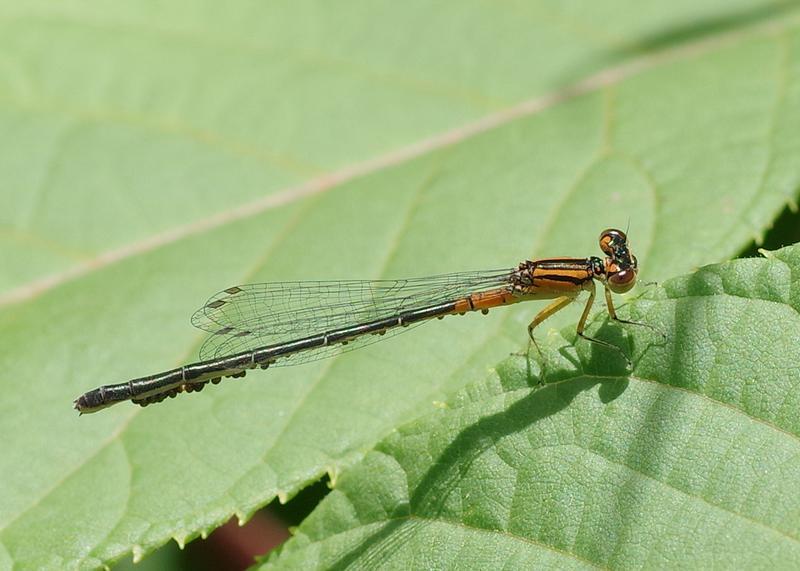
[189,270,514,363]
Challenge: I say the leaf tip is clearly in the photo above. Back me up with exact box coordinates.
[173,531,190,549]
[326,465,341,488]
[131,544,146,563]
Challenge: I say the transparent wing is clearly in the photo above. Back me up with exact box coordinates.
[191,269,514,362]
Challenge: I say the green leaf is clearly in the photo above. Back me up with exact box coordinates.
[2,4,800,569]
[262,244,800,569]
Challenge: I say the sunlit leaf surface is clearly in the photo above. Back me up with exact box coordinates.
[0,3,799,568]
[264,245,800,569]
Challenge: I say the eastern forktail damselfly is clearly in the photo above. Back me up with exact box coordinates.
[75,229,644,413]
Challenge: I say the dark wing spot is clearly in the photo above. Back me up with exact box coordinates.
[215,327,234,335]
[225,286,243,295]
[234,330,252,337]
[207,300,227,309]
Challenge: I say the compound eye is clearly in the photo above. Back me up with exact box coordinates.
[599,228,627,255]
[608,268,636,293]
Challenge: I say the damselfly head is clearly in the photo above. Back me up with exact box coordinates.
[599,228,638,293]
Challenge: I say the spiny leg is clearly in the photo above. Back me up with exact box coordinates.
[525,295,574,380]
[577,281,631,366]
[603,286,665,340]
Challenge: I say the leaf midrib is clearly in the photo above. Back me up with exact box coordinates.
[2,13,796,310]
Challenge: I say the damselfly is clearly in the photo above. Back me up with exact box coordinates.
[74,229,644,413]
